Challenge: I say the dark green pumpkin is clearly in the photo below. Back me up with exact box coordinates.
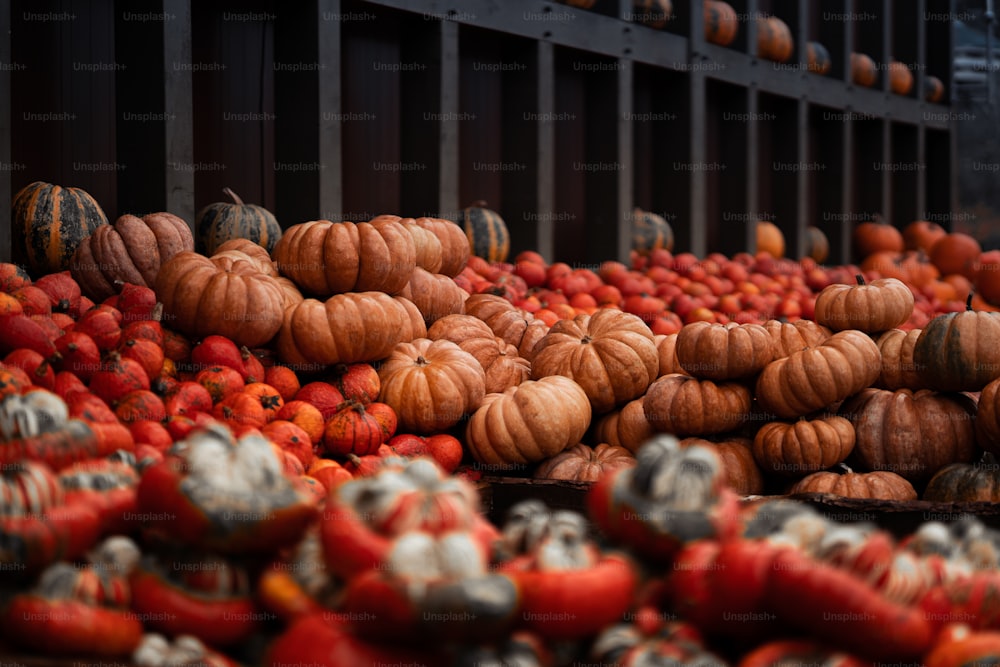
[923,453,1000,502]
[912,296,1000,392]
[455,201,510,263]
[631,208,674,255]
[806,41,831,75]
[11,181,109,277]
[196,188,282,256]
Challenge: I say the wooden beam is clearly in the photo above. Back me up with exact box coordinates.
[163,0,195,226]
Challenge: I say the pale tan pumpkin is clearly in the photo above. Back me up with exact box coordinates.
[214,238,279,276]
[154,250,285,349]
[530,309,659,414]
[413,217,470,277]
[643,373,752,436]
[813,275,915,333]
[397,267,467,324]
[874,328,927,390]
[762,318,832,359]
[378,338,486,433]
[275,292,426,367]
[675,321,775,380]
[754,330,882,419]
[271,218,416,297]
[752,414,856,477]
[789,466,918,501]
[465,376,592,466]
[464,294,549,361]
[428,314,530,393]
[592,398,656,454]
[370,215,444,274]
[534,443,636,482]
[654,333,688,377]
[680,436,765,496]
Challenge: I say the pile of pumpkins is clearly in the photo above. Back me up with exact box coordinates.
[10,179,1000,508]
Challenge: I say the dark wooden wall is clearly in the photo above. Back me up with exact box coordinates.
[2,0,958,270]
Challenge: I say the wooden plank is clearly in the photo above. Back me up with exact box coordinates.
[0,0,11,262]
[616,55,633,264]
[163,0,195,225]
[688,0,707,257]
[536,41,555,262]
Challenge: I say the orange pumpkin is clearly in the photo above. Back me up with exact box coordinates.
[902,220,947,253]
[534,443,636,482]
[756,221,785,258]
[757,15,794,63]
[850,52,878,87]
[929,233,984,281]
[704,0,738,46]
[853,219,904,259]
[888,61,914,95]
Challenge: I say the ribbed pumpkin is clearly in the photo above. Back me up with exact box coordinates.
[752,415,856,477]
[530,309,659,414]
[679,436,764,496]
[789,466,918,501]
[154,250,286,349]
[912,297,1000,392]
[427,314,530,394]
[413,217,471,277]
[196,188,282,255]
[591,398,655,455]
[674,321,775,380]
[396,267,467,325]
[377,338,486,434]
[874,328,927,390]
[11,181,109,277]
[465,376,592,466]
[806,41,832,75]
[703,0,738,46]
[974,376,1000,455]
[923,453,1000,503]
[631,208,674,255]
[272,218,416,297]
[813,274,914,333]
[762,318,831,359]
[454,201,509,263]
[643,373,751,436]
[71,212,194,302]
[654,333,688,377]
[840,388,979,484]
[534,443,636,482]
[464,294,549,362]
[275,292,426,368]
[755,330,882,419]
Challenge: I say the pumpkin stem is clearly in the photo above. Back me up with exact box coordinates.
[836,462,854,474]
[855,274,866,286]
[470,200,489,208]
[415,355,429,366]
[151,302,163,322]
[967,291,975,311]
[222,187,245,206]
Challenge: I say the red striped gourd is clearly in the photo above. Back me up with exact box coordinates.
[196,188,282,255]
[11,181,108,277]
[454,201,510,263]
